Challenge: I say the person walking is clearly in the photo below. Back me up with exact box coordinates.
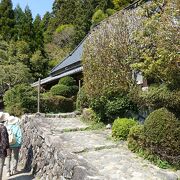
[0,112,10,180]
[5,115,22,177]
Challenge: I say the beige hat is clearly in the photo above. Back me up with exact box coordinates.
[0,112,10,122]
[7,116,19,125]
[3,113,10,121]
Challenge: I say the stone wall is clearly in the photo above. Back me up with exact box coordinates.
[19,114,100,180]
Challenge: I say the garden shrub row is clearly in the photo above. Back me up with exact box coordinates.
[3,77,77,116]
[50,76,78,98]
[90,92,137,123]
[111,108,180,168]
[40,95,74,113]
[127,108,180,168]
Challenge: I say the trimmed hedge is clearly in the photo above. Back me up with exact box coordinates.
[51,76,79,98]
[58,76,76,86]
[3,84,37,116]
[41,95,74,113]
[50,84,71,97]
[112,118,138,140]
[143,108,180,166]
[128,125,145,152]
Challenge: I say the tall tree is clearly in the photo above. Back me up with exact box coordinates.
[0,36,8,63]
[19,5,34,49]
[0,63,31,92]
[50,0,114,45]
[131,0,180,89]
[41,12,52,43]
[13,4,24,40]
[33,14,44,50]
[0,0,15,40]
[41,12,51,32]
[30,50,49,80]
[8,40,31,66]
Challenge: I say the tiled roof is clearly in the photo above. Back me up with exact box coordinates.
[32,66,83,87]
[51,39,85,75]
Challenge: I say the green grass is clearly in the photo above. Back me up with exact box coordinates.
[132,147,179,170]
[80,116,105,131]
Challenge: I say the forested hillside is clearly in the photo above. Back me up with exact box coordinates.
[0,0,138,95]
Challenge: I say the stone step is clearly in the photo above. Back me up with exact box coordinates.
[21,115,180,180]
[55,130,117,153]
[50,118,89,133]
[82,146,179,180]
[36,117,89,134]
[45,112,79,118]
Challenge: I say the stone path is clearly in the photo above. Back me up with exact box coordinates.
[35,114,180,180]
[2,163,33,180]
[4,114,180,180]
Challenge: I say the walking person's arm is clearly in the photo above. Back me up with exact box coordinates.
[2,127,10,156]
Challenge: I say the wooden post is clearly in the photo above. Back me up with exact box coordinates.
[78,80,81,109]
[78,80,81,92]
[37,78,41,113]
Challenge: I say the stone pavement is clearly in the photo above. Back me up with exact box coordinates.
[2,163,33,180]
[34,114,180,180]
[5,114,180,180]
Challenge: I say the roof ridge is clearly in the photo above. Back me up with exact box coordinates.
[51,35,88,73]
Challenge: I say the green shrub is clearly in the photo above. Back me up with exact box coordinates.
[70,85,79,95]
[56,24,74,33]
[81,108,104,130]
[127,125,145,152]
[50,84,71,97]
[3,84,37,116]
[91,9,107,26]
[144,108,180,166]
[81,108,100,122]
[129,85,180,118]
[106,8,116,16]
[76,86,89,110]
[90,92,137,123]
[112,118,138,140]
[105,93,137,122]
[90,95,107,122]
[58,76,76,86]
[41,95,74,113]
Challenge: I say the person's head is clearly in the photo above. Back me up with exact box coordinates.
[7,116,19,125]
[0,112,10,123]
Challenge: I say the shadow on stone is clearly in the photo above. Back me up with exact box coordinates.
[23,145,33,173]
[8,174,33,180]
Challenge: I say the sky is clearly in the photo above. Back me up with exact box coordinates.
[12,0,54,18]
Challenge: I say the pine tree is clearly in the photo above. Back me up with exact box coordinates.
[13,4,25,40]
[0,36,8,63]
[0,0,15,41]
[41,12,51,32]
[20,5,34,48]
[33,14,44,50]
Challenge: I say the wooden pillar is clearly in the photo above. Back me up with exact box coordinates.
[37,78,41,113]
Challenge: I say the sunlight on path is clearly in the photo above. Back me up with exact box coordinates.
[2,163,33,180]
